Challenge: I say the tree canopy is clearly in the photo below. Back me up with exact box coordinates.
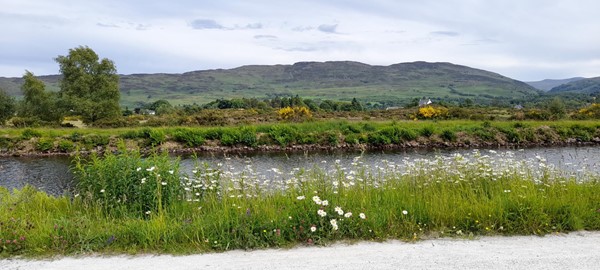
[19,70,63,123]
[55,46,120,123]
[0,88,16,125]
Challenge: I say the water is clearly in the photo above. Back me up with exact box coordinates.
[1,146,599,196]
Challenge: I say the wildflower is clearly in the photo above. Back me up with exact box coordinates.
[359,213,366,219]
[322,200,329,206]
[141,178,146,184]
[310,225,317,232]
[289,216,292,220]
[317,209,327,217]
[344,212,352,218]
[161,182,167,186]
[504,189,511,193]
[147,166,155,172]
[335,206,344,215]
[312,196,322,205]
[402,210,408,215]
[168,170,174,174]
[297,195,305,200]
[136,167,142,172]
[100,189,105,193]
[145,211,151,215]
[330,219,338,230]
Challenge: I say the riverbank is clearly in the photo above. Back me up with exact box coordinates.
[1,120,599,157]
[2,231,599,270]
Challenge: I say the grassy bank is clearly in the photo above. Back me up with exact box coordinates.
[1,120,600,156]
[1,149,599,257]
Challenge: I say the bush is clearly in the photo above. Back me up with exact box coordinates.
[441,129,457,142]
[58,140,75,152]
[219,129,239,146]
[269,125,297,147]
[35,138,54,152]
[143,129,166,146]
[238,127,257,147]
[419,126,434,137]
[11,117,40,128]
[93,117,128,128]
[367,132,392,146]
[277,106,313,122]
[172,128,205,147]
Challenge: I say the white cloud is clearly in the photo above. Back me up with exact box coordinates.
[0,0,599,80]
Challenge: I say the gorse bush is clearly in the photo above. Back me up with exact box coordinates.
[20,129,42,140]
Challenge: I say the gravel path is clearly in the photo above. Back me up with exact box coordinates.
[2,231,599,270]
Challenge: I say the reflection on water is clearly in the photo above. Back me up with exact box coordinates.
[1,146,599,196]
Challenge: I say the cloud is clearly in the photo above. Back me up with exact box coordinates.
[254,35,277,39]
[244,23,262,29]
[430,31,460,37]
[318,24,338,34]
[97,22,119,28]
[190,19,224,29]
[292,26,314,32]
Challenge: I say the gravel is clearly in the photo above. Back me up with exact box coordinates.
[2,231,599,270]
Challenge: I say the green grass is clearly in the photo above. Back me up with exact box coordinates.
[1,149,599,257]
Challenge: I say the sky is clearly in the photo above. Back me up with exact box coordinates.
[1,0,599,81]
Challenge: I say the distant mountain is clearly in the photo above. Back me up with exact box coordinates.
[526,77,585,91]
[0,61,541,107]
[548,77,600,94]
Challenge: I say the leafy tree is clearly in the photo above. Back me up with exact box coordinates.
[547,97,566,119]
[18,71,63,123]
[0,88,16,125]
[55,46,120,123]
[351,97,364,111]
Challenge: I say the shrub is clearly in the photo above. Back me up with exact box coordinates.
[417,106,449,119]
[269,125,297,147]
[172,128,205,147]
[58,140,75,152]
[35,138,54,152]
[419,126,434,137]
[238,127,258,147]
[277,106,313,122]
[441,129,457,142]
[219,129,239,146]
[367,132,392,146]
[11,117,40,128]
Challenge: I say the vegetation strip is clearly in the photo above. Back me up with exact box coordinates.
[1,120,599,157]
[1,148,598,257]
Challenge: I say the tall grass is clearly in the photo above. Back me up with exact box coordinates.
[1,149,599,257]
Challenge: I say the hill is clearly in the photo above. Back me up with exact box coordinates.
[526,77,585,91]
[0,61,541,107]
[548,77,600,94]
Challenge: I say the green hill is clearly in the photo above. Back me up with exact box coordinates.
[526,77,585,91]
[548,77,600,95]
[1,61,541,107]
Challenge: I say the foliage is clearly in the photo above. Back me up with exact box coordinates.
[277,106,313,122]
[35,138,54,152]
[572,103,600,119]
[56,46,120,123]
[18,71,63,123]
[1,150,600,256]
[73,149,182,217]
[0,88,16,125]
[172,128,205,147]
[417,106,449,119]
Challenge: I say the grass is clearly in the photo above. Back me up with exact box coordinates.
[1,149,599,257]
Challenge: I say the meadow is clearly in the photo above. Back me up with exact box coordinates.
[1,147,599,257]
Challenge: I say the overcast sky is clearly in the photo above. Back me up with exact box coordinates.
[1,0,599,81]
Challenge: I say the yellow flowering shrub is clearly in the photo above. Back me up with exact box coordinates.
[572,103,600,119]
[277,106,313,122]
[417,106,448,119]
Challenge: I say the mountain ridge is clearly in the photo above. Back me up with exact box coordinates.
[0,61,541,107]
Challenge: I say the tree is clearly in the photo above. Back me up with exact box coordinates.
[547,97,566,119]
[19,71,63,123]
[55,46,120,123]
[0,88,16,125]
[351,98,364,111]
